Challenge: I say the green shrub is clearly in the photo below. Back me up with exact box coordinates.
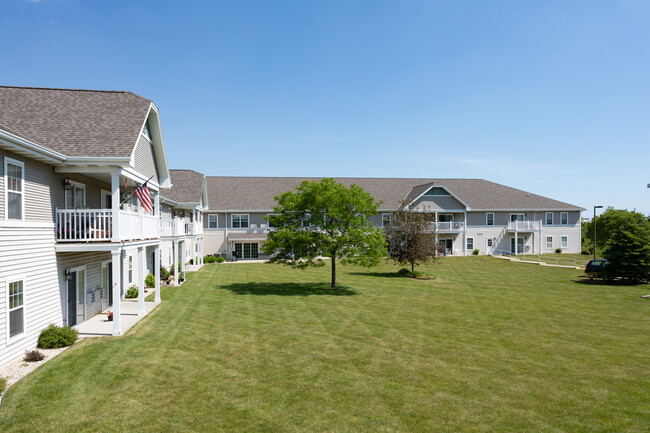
[160,267,170,278]
[24,350,45,362]
[145,273,155,288]
[125,285,139,299]
[204,255,217,263]
[581,250,591,255]
[555,248,562,254]
[397,268,411,276]
[0,377,6,394]
[189,258,194,265]
[37,324,77,349]
[216,257,225,263]
[473,249,479,255]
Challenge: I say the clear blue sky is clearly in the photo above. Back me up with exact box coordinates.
[3,0,650,216]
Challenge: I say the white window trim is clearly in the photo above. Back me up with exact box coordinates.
[560,235,568,249]
[4,157,25,222]
[467,237,474,250]
[101,189,112,209]
[382,213,391,227]
[438,213,453,222]
[560,212,569,225]
[231,214,249,229]
[65,180,86,209]
[208,214,218,229]
[266,213,276,229]
[546,235,554,249]
[546,212,554,225]
[6,276,26,344]
[486,212,495,226]
[510,213,525,222]
[128,256,133,284]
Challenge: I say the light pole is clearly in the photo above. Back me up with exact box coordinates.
[593,205,603,260]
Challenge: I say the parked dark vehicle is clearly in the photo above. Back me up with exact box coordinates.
[585,259,610,276]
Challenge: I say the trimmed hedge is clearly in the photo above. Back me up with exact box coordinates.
[37,324,77,349]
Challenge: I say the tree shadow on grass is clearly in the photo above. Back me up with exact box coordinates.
[349,271,402,279]
[572,277,647,286]
[220,282,357,296]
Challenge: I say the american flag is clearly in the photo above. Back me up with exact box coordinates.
[135,180,153,214]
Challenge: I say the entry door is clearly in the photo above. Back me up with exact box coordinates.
[67,268,86,326]
[437,239,453,256]
[486,238,495,254]
[510,238,524,254]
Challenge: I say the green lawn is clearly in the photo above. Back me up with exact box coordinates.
[1,257,649,432]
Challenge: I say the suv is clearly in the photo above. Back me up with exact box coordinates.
[585,259,610,276]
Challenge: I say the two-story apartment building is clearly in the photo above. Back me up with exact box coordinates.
[160,169,208,283]
[203,177,584,260]
[0,86,171,367]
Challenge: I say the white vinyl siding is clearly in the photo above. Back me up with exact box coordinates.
[4,157,24,221]
[232,214,249,228]
[208,214,218,229]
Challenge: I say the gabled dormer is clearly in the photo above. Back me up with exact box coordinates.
[405,183,470,212]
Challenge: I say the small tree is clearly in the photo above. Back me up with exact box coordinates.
[262,178,387,288]
[602,215,650,282]
[583,208,649,256]
[384,201,438,272]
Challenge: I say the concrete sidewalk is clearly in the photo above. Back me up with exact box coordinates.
[76,297,160,338]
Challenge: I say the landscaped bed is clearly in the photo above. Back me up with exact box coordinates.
[0,257,648,432]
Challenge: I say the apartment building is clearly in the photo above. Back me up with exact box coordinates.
[203,177,584,259]
[0,86,171,367]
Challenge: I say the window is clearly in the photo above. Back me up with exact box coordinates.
[546,212,554,225]
[266,214,276,228]
[5,158,24,220]
[467,237,474,250]
[208,214,218,229]
[486,213,494,226]
[510,214,524,222]
[65,181,85,209]
[302,213,311,228]
[8,279,25,339]
[234,242,259,259]
[232,214,249,228]
[438,214,453,222]
[142,120,152,141]
[561,236,568,249]
[546,236,553,249]
[128,256,133,284]
[382,213,391,227]
[561,212,568,225]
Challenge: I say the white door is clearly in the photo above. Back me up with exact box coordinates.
[486,238,495,254]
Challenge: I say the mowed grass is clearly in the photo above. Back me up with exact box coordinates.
[1,257,649,432]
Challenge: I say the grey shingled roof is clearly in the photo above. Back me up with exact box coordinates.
[206,177,584,211]
[161,169,205,204]
[0,86,152,157]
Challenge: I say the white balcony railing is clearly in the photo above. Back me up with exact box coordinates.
[507,221,541,231]
[56,209,159,242]
[161,217,186,237]
[435,221,465,231]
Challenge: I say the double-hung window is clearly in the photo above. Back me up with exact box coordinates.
[561,212,568,225]
[546,236,553,249]
[486,213,494,226]
[8,279,25,339]
[65,181,85,209]
[561,236,568,249]
[5,158,24,220]
[266,214,276,229]
[382,213,391,227]
[546,212,554,225]
[232,214,249,228]
[467,237,474,250]
[208,214,218,229]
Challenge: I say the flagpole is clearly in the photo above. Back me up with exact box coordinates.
[120,175,155,206]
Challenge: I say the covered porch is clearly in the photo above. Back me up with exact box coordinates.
[76,295,160,338]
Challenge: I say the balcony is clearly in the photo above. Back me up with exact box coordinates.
[428,221,465,232]
[507,221,541,231]
[56,209,159,242]
[160,218,203,237]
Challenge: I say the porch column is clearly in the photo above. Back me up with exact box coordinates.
[154,192,160,217]
[111,250,122,336]
[111,171,121,243]
[515,230,518,255]
[154,245,161,303]
[181,240,187,274]
[138,246,145,317]
[172,240,178,286]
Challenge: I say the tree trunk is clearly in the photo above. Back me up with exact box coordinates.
[411,261,414,273]
[331,252,336,288]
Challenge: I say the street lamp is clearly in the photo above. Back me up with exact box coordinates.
[593,205,603,260]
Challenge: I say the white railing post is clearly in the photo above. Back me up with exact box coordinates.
[111,171,121,242]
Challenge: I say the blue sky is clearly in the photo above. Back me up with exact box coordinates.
[3,0,650,215]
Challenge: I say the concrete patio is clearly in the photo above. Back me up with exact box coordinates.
[76,294,160,338]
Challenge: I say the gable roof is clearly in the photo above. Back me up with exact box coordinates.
[161,169,207,206]
[0,86,152,158]
[205,177,584,212]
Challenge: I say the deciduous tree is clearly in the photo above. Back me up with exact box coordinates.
[263,178,387,288]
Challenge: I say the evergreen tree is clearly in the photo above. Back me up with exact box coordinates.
[602,215,650,282]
